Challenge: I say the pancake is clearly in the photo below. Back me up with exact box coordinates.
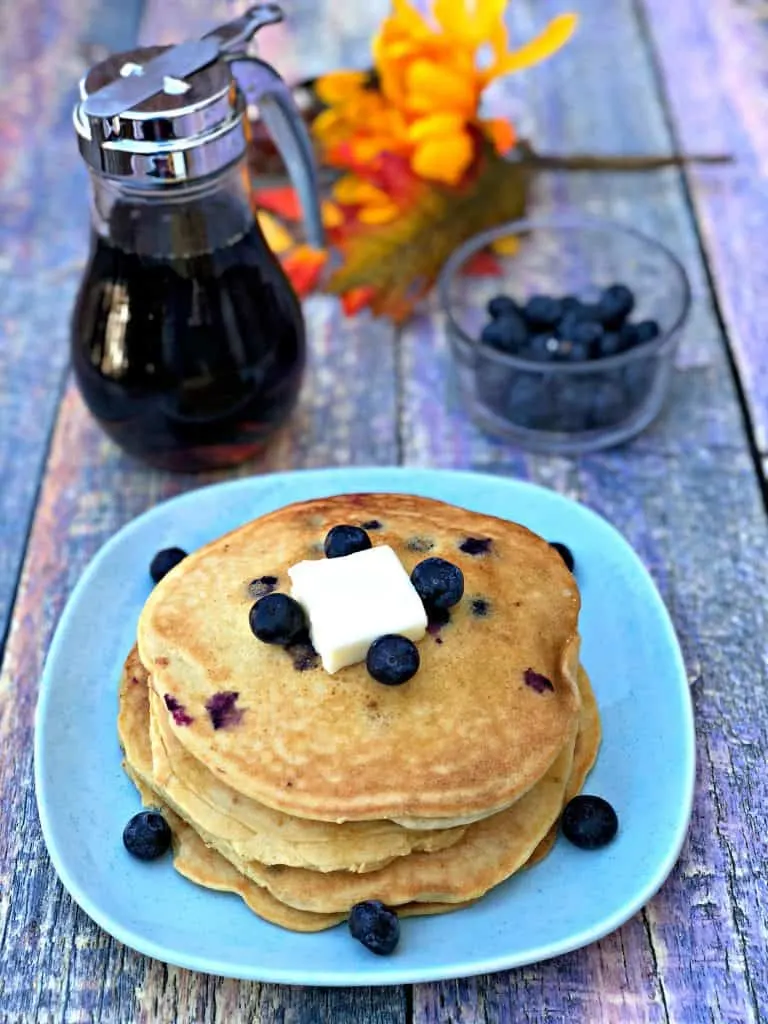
[138,493,581,824]
[190,735,575,913]
[118,663,486,930]
[132,657,467,872]
[125,766,346,932]
[119,653,576,915]
[524,664,601,867]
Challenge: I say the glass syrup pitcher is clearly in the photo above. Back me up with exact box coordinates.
[71,5,323,471]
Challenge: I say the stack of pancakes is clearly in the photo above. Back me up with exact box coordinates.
[118,494,600,932]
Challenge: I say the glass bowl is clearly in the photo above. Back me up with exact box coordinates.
[437,215,691,454]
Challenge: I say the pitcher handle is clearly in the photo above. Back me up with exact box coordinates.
[230,56,324,249]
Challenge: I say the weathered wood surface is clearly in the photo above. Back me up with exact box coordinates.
[0,0,146,658]
[405,3,768,1022]
[637,0,768,459]
[0,0,767,1022]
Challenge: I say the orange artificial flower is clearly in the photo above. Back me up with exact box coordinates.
[315,1,577,191]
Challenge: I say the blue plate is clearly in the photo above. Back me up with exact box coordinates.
[34,468,694,985]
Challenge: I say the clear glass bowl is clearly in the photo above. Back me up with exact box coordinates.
[437,215,691,454]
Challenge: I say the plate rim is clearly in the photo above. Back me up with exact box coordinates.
[34,466,696,986]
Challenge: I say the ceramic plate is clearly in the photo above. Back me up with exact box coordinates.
[35,468,694,985]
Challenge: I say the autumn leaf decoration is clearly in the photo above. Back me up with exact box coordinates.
[253,0,577,321]
[247,0,581,321]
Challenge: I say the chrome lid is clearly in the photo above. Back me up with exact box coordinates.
[74,5,283,185]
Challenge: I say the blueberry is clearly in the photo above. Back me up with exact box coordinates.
[149,547,187,583]
[366,635,420,685]
[524,334,559,363]
[572,321,604,349]
[410,557,464,611]
[634,319,661,345]
[554,380,594,431]
[480,312,528,353]
[549,542,574,572]
[563,341,591,363]
[123,811,171,860]
[349,900,400,955]
[249,593,307,646]
[594,284,635,328]
[588,380,626,428]
[506,375,557,429]
[555,313,579,340]
[556,309,602,339]
[523,295,563,329]
[458,537,492,555]
[561,795,618,849]
[557,301,600,330]
[487,294,520,319]
[324,525,372,559]
[623,361,655,405]
[619,322,640,350]
[558,317,603,349]
[620,320,660,351]
[248,575,278,599]
[595,332,622,359]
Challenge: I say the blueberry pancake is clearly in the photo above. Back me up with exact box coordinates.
[130,655,466,873]
[119,654,580,917]
[118,661,478,931]
[138,494,582,825]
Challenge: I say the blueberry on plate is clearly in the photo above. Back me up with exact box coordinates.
[523,295,563,329]
[561,794,618,849]
[366,635,420,685]
[324,524,372,559]
[549,541,575,572]
[349,900,400,955]
[149,547,187,583]
[249,593,307,646]
[480,311,528,353]
[594,283,635,328]
[123,811,172,860]
[487,294,520,319]
[411,557,464,611]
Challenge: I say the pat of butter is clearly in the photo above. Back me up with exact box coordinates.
[288,545,427,674]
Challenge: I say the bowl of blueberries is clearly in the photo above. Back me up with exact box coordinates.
[438,215,691,453]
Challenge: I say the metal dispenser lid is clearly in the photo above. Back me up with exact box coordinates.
[74,5,283,184]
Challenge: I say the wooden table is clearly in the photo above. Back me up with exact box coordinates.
[2,0,767,1020]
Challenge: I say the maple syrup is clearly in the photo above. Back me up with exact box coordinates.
[70,6,324,470]
[72,190,305,471]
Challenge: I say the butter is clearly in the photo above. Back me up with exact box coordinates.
[288,545,428,674]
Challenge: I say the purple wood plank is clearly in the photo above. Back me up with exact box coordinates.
[2,0,766,1022]
[0,0,145,656]
[0,1,400,1020]
[402,1,768,1022]
[638,0,768,454]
